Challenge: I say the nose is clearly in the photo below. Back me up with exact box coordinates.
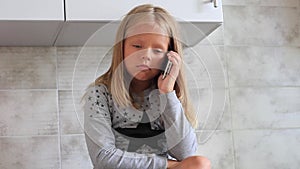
[142,48,151,61]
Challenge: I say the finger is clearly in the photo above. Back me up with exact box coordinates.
[168,51,181,60]
[168,55,179,67]
[167,52,181,65]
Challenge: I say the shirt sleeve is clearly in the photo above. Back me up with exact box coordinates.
[83,86,167,169]
[159,91,198,161]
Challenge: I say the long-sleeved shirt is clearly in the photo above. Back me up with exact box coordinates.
[83,84,197,169]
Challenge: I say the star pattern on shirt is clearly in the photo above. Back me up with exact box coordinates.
[87,85,166,153]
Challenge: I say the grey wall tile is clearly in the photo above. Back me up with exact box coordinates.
[0,90,58,136]
[57,47,81,90]
[59,90,85,134]
[190,88,231,131]
[230,87,300,129]
[226,46,300,87]
[0,47,56,89]
[57,47,112,90]
[61,135,93,169]
[223,5,300,46]
[233,129,300,169]
[196,131,234,169]
[0,136,59,169]
[184,45,227,89]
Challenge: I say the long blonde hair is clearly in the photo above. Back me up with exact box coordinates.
[93,4,197,128]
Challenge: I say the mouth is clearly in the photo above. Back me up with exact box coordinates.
[136,64,151,71]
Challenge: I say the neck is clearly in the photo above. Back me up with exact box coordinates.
[130,78,153,94]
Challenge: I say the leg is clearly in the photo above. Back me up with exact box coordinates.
[169,156,211,169]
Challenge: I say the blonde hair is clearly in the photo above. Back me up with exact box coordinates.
[93,4,197,128]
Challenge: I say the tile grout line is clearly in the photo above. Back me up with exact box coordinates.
[55,47,63,169]
[0,89,58,92]
[224,28,237,169]
[231,127,300,131]
[0,135,61,138]
[194,127,300,132]
[228,84,237,169]
[228,85,300,89]
[0,133,87,139]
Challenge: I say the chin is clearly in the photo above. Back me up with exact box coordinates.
[127,69,160,81]
[133,73,158,81]
[133,76,153,81]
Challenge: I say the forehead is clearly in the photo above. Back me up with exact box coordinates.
[125,22,169,38]
[125,33,170,45]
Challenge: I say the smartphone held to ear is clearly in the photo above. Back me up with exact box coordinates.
[162,59,173,80]
[162,43,174,79]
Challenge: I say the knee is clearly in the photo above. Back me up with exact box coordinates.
[192,156,211,169]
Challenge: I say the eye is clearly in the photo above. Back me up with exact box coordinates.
[132,44,142,48]
[153,48,164,54]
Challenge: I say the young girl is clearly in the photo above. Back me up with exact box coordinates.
[83,4,211,169]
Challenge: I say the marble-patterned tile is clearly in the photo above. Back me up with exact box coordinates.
[0,90,58,136]
[230,87,300,129]
[223,0,299,7]
[61,134,93,169]
[0,136,59,169]
[57,47,112,90]
[184,45,227,89]
[59,90,85,134]
[226,46,300,87]
[223,5,300,46]
[196,130,234,169]
[233,129,300,169]
[0,47,56,89]
[191,88,231,131]
[57,47,81,90]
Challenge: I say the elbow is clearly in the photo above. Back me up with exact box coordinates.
[85,135,113,169]
[92,149,114,169]
[89,149,105,169]
[192,137,198,152]
[188,130,198,155]
[169,132,198,161]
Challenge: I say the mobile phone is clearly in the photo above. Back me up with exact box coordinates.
[162,40,174,80]
[162,54,173,80]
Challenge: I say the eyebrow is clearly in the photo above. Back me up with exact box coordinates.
[126,35,169,49]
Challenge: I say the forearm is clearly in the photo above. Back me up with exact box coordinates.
[85,134,167,169]
[160,91,197,160]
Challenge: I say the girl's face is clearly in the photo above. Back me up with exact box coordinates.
[123,33,170,81]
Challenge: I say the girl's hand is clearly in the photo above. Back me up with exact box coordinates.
[167,156,211,169]
[158,51,181,94]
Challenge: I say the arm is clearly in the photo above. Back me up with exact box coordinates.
[160,91,198,161]
[157,51,197,161]
[83,86,167,169]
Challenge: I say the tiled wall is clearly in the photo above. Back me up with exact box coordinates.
[0,1,300,169]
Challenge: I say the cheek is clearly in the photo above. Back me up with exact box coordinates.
[123,57,135,71]
[123,53,139,75]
